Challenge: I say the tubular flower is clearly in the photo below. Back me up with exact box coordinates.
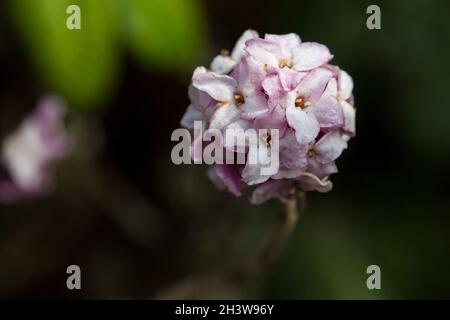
[180,30,356,204]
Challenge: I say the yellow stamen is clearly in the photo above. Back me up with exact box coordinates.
[218,100,229,108]
[279,58,293,69]
[234,93,245,106]
[295,97,305,108]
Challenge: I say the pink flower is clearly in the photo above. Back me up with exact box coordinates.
[180,30,356,204]
[323,65,356,137]
[192,59,268,131]
[263,67,344,144]
[306,131,347,179]
[210,30,259,74]
[245,33,333,72]
[0,96,70,203]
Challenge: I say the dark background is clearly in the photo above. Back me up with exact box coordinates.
[0,0,449,298]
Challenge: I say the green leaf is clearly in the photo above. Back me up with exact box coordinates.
[10,0,121,109]
[125,0,206,71]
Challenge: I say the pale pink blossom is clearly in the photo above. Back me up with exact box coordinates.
[210,30,259,74]
[180,30,356,204]
[0,96,70,202]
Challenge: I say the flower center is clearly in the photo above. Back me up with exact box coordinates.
[295,97,305,108]
[234,93,245,106]
[307,149,315,158]
[279,58,293,69]
[295,96,311,109]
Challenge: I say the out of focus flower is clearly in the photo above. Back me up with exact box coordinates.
[180,30,356,204]
[0,96,70,203]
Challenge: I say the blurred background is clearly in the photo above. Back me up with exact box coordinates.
[0,0,449,299]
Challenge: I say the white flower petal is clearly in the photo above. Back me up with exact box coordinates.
[322,78,338,97]
[296,68,333,100]
[242,138,272,185]
[241,94,269,120]
[223,119,252,151]
[341,100,356,136]
[286,105,320,144]
[307,157,338,179]
[265,33,302,52]
[231,29,259,61]
[293,42,333,71]
[210,55,236,74]
[193,70,236,102]
[180,104,204,129]
[339,69,353,101]
[209,103,241,130]
[314,131,348,163]
[242,162,271,185]
[311,95,344,129]
[245,38,283,68]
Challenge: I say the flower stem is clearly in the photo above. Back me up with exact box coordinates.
[228,196,299,282]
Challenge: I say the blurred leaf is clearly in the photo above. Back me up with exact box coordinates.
[10,0,121,109]
[125,0,206,71]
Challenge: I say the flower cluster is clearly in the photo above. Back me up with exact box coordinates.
[181,30,355,204]
[0,96,70,203]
